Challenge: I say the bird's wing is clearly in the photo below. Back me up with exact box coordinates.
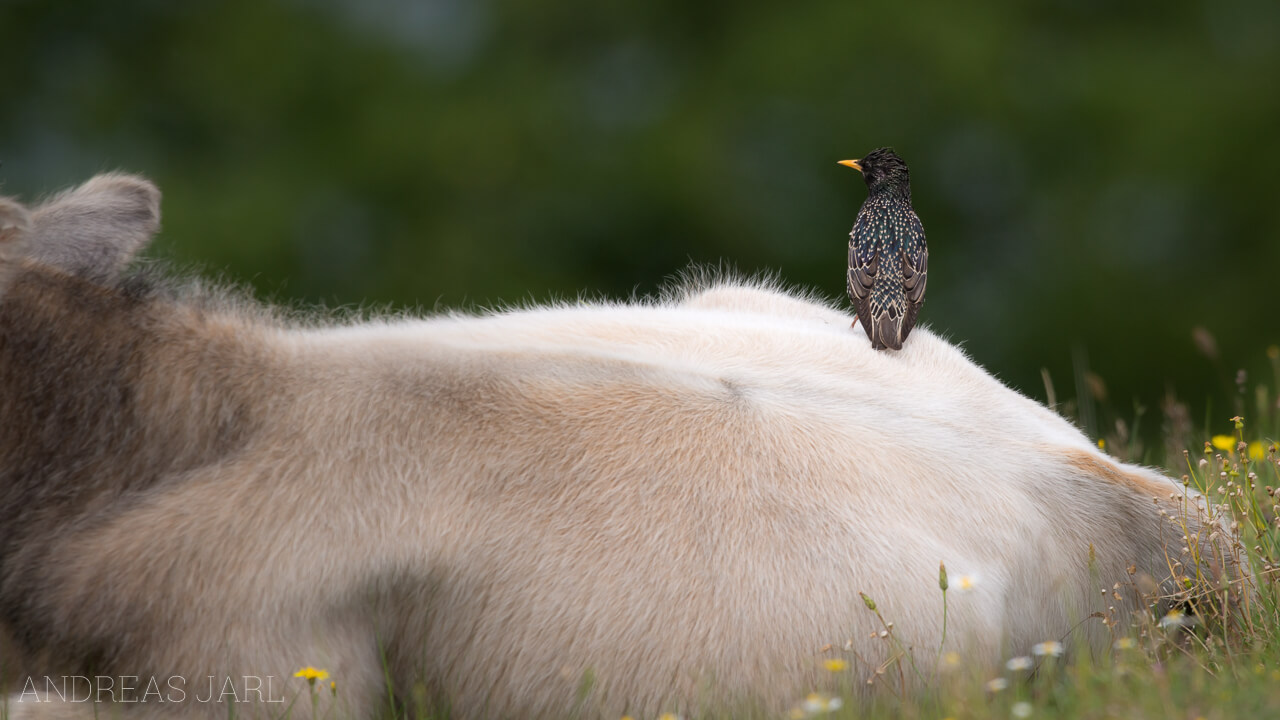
[846,212,877,338]
[899,211,928,341]
[846,213,876,301]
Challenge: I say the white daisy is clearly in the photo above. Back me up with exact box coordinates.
[1032,641,1064,657]
[1006,656,1033,671]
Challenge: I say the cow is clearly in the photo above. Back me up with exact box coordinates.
[0,174,1231,719]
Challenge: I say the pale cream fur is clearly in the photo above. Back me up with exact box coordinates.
[1,175,1221,720]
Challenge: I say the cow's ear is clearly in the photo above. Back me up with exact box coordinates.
[25,173,161,281]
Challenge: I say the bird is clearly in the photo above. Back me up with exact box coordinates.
[839,148,928,351]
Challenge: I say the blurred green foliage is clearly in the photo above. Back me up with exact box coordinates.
[2,0,1278,447]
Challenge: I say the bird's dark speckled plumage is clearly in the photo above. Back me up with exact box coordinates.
[843,148,928,351]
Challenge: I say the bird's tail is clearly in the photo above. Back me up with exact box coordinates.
[871,310,904,351]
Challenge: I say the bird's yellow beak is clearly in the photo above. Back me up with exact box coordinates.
[838,159,863,172]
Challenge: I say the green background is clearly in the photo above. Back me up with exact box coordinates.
[3,0,1277,451]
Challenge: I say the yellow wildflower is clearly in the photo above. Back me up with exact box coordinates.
[822,658,848,672]
[1113,637,1136,650]
[1211,435,1235,452]
[1248,441,1264,461]
[1097,438,1105,450]
[955,574,978,592]
[294,667,330,684]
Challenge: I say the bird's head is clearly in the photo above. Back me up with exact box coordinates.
[839,148,911,198]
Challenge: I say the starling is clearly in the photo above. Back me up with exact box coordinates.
[839,148,928,351]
